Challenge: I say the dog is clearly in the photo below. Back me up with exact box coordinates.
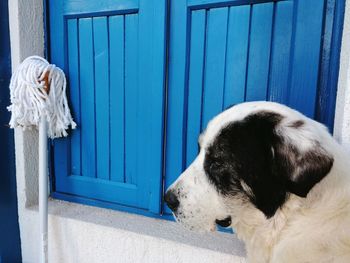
[165,101,350,263]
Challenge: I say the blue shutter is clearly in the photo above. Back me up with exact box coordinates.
[50,0,340,217]
[164,0,325,214]
[50,0,167,213]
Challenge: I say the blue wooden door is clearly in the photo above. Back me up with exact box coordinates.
[50,0,166,213]
[164,0,325,213]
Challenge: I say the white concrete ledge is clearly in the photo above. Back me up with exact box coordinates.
[23,199,246,263]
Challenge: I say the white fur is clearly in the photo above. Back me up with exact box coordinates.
[167,101,350,262]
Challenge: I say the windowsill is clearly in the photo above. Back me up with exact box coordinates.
[27,198,246,258]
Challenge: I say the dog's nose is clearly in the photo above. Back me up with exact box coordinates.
[164,190,180,211]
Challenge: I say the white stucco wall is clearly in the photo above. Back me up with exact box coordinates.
[334,1,350,152]
[8,1,246,262]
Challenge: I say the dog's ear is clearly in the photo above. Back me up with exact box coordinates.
[242,113,334,215]
[277,143,334,198]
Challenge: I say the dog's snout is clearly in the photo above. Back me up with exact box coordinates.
[164,190,180,211]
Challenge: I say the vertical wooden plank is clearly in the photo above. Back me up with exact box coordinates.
[268,1,293,104]
[79,18,96,178]
[164,0,188,213]
[186,10,206,166]
[289,0,325,117]
[201,7,229,128]
[93,17,110,180]
[146,0,167,213]
[67,19,81,176]
[109,15,125,183]
[223,5,250,108]
[124,14,138,184]
[245,3,274,101]
[137,0,165,210]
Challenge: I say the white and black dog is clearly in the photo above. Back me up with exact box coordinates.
[165,101,350,263]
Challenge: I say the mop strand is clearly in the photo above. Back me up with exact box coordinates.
[7,56,76,138]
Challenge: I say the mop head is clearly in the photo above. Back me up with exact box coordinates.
[8,56,76,138]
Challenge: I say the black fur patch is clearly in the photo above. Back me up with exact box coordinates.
[204,111,333,218]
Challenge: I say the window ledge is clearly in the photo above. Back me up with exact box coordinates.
[28,198,246,260]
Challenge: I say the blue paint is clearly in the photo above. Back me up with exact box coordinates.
[268,1,293,103]
[316,0,346,132]
[50,0,166,213]
[109,15,125,183]
[186,10,206,167]
[245,2,274,101]
[94,17,110,181]
[124,13,139,185]
[224,5,250,107]
[48,0,345,219]
[0,1,22,262]
[67,18,81,176]
[288,0,325,118]
[79,17,96,179]
[163,0,343,215]
[201,7,229,128]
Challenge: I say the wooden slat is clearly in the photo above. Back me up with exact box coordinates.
[79,18,96,178]
[268,1,293,103]
[201,7,229,128]
[164,0,189,214]
[188,0,283,9]
[223,5,250,108]
[124,14,138,184]
[245,3,274,101]
[109,15,125,183]
[93,17,110,180]
[186,10,206,166]
[288,0,325,117]
[67,18,81,176]
[64,0,139,15]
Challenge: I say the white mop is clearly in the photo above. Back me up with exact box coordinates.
[8,56,76,263]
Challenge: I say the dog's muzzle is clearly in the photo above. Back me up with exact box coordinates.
[164,190,180,212]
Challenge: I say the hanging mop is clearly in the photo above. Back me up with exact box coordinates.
[8,56,76,263]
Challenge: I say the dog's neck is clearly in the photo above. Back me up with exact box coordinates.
[228,194,304,262]
[229,147,350,263]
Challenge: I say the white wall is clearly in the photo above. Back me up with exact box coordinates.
[8,1,246,262]
[9,0,43,262]
[334,0,350,152]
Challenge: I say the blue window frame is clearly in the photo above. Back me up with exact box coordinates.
[48,0,345,219]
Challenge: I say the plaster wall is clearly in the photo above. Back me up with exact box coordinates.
[334,1,350,152]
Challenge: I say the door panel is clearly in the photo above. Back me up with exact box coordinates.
[164,0,325,213]
[51,0,166,212]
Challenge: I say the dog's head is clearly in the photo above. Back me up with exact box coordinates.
[165,102,334,231]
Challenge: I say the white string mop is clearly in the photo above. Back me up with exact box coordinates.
[8,55,76,138]
[8,56,76,263]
